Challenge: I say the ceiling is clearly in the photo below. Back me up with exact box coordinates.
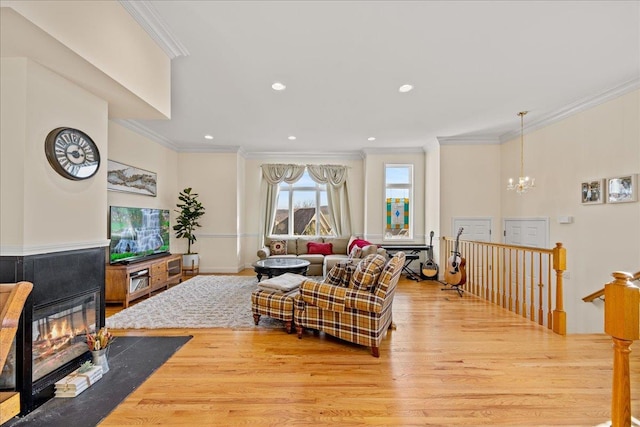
[122,1,639,156]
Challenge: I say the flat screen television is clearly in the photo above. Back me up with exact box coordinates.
[109,206,171,264]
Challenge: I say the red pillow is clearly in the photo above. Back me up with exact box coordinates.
[307,242,333,255]
[348,238,372,253]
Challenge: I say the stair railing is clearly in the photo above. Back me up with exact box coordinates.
[441,238,567,335]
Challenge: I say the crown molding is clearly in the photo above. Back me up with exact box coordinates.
[437,135,501,145]
[112,120,365,158]
[179,144,244,154]
[119,0,189,59]
[244,151,364,160]
[361,147,425,156]
[112,119,180,151]
[499,77,640,143]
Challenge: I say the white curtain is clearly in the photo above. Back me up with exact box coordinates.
[259,164,306,245]
[306,164,352,237]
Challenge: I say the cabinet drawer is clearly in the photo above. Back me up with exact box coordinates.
[151,262,166,275]
[151,275,165,287]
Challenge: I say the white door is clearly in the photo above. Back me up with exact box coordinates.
[503,218,548,248]
[452,217,492,242]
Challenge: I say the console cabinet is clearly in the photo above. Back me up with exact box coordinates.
[105,254,182,308]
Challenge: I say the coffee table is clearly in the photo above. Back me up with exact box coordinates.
[252,258,310,281]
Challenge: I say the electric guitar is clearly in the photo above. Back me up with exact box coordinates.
[444,227,467,286]
[421,230,439,279]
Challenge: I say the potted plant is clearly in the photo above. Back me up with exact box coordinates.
[174,187,206,270]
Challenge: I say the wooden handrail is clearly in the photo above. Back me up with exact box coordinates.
[441,238,567,335]
[583,288,605,302]
[583,271,639,302]
[604,271,639,427]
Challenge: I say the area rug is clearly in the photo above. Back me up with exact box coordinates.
[5,336,191,427]
[106,275,315,329]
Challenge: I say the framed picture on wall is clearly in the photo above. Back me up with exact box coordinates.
[107,160,157,197]
[606,174,637,204]
[580,179,604,204]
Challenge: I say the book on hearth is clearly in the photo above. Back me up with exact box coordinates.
[54,365,103,397]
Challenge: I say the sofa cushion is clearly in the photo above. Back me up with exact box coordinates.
[349,254,387,291]
[323,238,349,255]
[297,253,325,265]
[360,245,380,258]
[307,241,333,255]
[269,239,287,255]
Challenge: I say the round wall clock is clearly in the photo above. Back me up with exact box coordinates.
[44,127,101,180]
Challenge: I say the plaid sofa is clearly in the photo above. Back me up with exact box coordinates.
[293,252,405,357]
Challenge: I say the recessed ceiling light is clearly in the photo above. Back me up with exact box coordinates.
[367,137,376,141]
[288,135,296,140]
[398,84,414,93]
[272,82,286,91]
[204,135,214,140]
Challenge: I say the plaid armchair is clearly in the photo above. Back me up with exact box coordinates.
[294,252,405,357]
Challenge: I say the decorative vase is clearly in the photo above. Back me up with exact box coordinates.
[91,348,110,374]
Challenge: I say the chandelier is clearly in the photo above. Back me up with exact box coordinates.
[507,111,535,194]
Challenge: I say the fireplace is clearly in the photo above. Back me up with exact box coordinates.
[0,247,105,414]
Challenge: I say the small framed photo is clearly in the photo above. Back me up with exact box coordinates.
[606,174,637,204]
[581,179,605,204]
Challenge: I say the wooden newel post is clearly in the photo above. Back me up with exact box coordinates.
[552,242,566,335]
[604,271,639,427]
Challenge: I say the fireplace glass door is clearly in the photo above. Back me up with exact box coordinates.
[31,291,99,383]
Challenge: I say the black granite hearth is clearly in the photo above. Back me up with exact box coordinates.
[4,335,192,427]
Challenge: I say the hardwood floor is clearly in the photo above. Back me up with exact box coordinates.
[101,272,640,426]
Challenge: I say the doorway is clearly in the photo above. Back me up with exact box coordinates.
[503,217,549,248]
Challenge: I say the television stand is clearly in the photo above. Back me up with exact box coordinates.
[105,253,182,308]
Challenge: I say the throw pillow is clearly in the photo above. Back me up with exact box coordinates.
[349,254,387,291]
[269,240,287,255]
[348,238,373,253]
[348,245,363,259]
[307,241,333,255]
[324,261,354,287]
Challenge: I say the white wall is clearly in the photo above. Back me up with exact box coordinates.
[176,152,241,272]
[499,89,640,334]
[2,0,171,118]
[440,143,502,242]
[0,58,27,251]
[363,150,426,243]
[107,120,179,246]
[424,138,442,263]
[0,58,108,255]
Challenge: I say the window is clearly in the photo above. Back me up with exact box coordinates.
[384,164,413,240]
[271,171,332,237]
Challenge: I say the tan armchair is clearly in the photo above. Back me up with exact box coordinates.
[294,252,405,357]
